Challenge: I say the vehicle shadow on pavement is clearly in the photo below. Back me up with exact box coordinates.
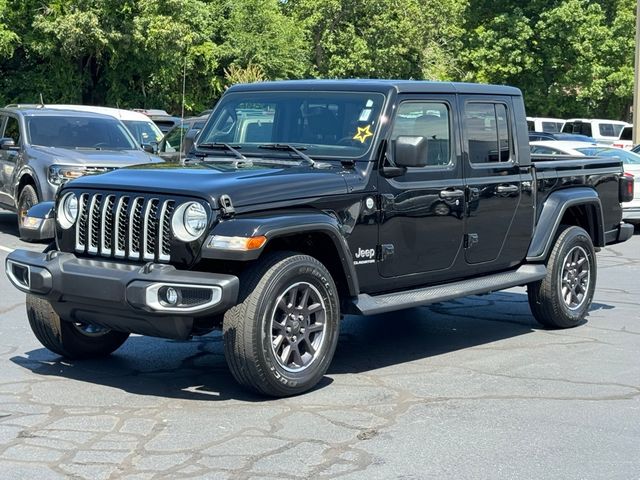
[10,291,613,401]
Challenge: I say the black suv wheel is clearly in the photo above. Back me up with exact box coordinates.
[528,226,596,328]
[26,294,130,359]
[223,252,340,397]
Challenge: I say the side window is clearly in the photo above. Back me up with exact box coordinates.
[599,123,615,137]
[390,102,451,167]
[464,102,512,164]
[578,123,592,137]
[4,117,20,144]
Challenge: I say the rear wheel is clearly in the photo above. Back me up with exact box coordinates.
[528,226,596,328]
[223,252,340,397]
[26,294,130,359]
[17,184,38,240]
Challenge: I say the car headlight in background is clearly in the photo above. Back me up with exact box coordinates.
[171,202,208,242]
[48,165,87,186]
[56,192,78,229]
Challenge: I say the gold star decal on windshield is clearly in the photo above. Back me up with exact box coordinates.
[353,124,373,143]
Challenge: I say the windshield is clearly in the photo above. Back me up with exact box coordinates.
[575,147,640,164]
[27,116,138,150]
[197,91,386,158]
[122,120,163,145]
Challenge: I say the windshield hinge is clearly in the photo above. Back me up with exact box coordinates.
[219,194,235,218]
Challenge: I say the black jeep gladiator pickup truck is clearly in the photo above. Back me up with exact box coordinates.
[5,80,634,396]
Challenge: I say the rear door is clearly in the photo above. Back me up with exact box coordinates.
[460,97,524,269]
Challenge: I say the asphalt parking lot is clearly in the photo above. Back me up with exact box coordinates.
[0,210,639,480]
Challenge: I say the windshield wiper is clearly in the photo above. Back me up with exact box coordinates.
[192,142,252,167]
[258,143,316,167]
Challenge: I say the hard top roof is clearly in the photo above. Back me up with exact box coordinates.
[227,79,522,96]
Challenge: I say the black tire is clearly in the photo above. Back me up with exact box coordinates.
[17,184,39,241]
[528,226,596,328]
[223,252,340,397]
[26,294,130,359]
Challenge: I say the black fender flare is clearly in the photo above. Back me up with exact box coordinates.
[526,187,604,262]
[202,212,359,296]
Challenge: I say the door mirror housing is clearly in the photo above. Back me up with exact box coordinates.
[142,142,158,154]
[0,138,17,150]
[393,135,428,168]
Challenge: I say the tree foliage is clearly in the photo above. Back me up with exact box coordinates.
[0,0,635,119]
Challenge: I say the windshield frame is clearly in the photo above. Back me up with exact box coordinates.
[195,90,388,161]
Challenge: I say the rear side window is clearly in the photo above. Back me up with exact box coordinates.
[542,121,563,133]
[390,101,451,167]
[464,102,511,164]
[4,117,21,144]
[599,123,616,137]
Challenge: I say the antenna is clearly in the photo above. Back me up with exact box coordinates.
[38,93,44,108]
[179,54,187,164]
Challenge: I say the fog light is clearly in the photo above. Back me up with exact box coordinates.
[163,287,179,306]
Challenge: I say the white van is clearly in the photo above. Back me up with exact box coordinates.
[526,117,565,133]
[41,105,164,147]
[562,118,631,145]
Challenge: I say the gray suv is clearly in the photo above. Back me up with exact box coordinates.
[0,107,162,239]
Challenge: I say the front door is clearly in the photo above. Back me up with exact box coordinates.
[0,114,20,207]
[378,96,465,278]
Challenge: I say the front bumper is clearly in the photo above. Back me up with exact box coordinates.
[622,206,640,222]
[5,249,239,339]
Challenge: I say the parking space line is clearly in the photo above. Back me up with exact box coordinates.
[0,245,14,253]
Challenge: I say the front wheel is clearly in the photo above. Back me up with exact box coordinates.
[17,185,39,240]
[26,294,130,359]
[223,252,340,397]
[528,226,596,328]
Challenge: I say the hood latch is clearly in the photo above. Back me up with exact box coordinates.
[219,194,235,218]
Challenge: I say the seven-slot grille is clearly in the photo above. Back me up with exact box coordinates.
[74,193,176,263]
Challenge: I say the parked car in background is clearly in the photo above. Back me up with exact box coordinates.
[528,131,596,143]
[0,107,162,239]
[32,105,164,149]
[157,115,209,161]
[562,118,630,145]
[530,141,640,223]
[526,116,565,132]
[613,125,633,150]
[132,108,181,133]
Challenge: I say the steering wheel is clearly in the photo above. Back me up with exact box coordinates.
[336,136,359,146]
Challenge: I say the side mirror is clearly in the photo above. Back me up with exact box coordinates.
[182,134,196,155]
[393,135,428,168]
[142,142,158,154]
[0,138,17,150]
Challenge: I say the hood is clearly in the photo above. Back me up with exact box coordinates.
[29,145,162,167]
[64,161,351,209]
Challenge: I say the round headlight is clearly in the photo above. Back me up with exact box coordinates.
[57,193,78,229]
[172,202,208,242]
[184,203,207,237]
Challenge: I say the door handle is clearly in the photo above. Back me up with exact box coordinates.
[496,184,519,194]
[439,189,465,199]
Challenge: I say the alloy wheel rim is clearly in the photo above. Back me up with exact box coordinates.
[559,245,591,311]
[72,322,110,337]
[270,281,327,373]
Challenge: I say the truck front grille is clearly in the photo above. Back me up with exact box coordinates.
[75,193,175,263]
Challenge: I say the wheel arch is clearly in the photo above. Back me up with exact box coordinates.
[202,212,359,298]
[527,188,604,262]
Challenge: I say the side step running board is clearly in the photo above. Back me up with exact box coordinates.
[352,264,547,316]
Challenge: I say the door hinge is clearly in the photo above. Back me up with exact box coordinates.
[379,244,395,261]
[464,233,479,249]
